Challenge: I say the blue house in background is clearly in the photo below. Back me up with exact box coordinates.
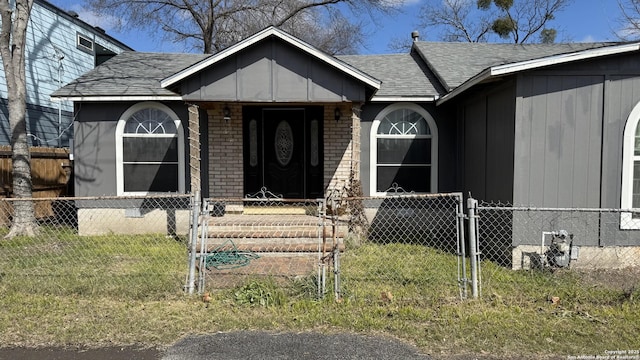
[0,0,132,148]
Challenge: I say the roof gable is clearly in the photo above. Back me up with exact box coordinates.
[161,26,381,92]
[176,35,376,102]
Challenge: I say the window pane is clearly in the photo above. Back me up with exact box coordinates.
[378,109,430,135]
[377,166,430,193]
[377,138,431,164]
[123,137,178,162]
[125,108,176,134]
[633,161,640,208]
[124,164,178,192]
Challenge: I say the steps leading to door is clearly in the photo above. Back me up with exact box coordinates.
[197,213,346,284]
[201,214,344,253]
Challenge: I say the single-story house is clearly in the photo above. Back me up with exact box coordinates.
[52,26,640,268]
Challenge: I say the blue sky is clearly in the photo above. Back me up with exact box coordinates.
[48,0,625,54]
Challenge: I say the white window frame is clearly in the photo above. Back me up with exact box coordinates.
[621,101,640,229]
[369,103,438,196]
[77,33,94,53]
[115,102,185,196]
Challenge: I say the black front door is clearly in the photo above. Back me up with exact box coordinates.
[243,107,323,199]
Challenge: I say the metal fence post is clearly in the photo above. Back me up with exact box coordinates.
[467,197,479,299]
[456,194,468,299]
[187,191,201,295]
[317,198,326,299]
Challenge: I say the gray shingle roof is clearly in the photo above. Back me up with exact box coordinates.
[337,53,446,98]
[413,42,620,91]
[54,41,631,100]
[52,51,210,98]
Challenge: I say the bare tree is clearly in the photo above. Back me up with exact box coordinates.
[418,0,572,43]
[87,0,397,54]
[616,0,640,40]
[0,0,38,238]
[419,0,494,43]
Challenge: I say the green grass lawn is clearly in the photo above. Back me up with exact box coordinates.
[0,233,638,358]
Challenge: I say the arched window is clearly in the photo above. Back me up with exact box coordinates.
[370,103,437,195]
[621,101,640,229]
[115,103,185,195]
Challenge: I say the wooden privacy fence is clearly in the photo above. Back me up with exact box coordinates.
[0,145,72,225]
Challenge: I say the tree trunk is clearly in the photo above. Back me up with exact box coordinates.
[6,96,37,238]
[1,0,38,238]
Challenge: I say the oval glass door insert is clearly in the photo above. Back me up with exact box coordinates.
[275,120,294,166]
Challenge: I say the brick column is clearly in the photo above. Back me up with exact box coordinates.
[208,104,243,198]
[187,103,201,195]
[324,103,354,195]
[351,104,362,181]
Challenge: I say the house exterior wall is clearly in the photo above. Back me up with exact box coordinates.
[0,0,130,147]
[181,38,368,103]
[456,81,516,204]
[514,74,603,208]
[502,53,640,252]
[73,102,193,197]
[72,101,196,235]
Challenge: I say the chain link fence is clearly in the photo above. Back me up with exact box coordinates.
[472,199,640,302]
[1,192,467,304]
[333,193,466,304]
[0,195,193,300]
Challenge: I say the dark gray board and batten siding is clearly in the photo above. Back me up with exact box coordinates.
[509,53,640,246]
[458,80,517,205]
[179,37,368,103]
[514,73,604,209]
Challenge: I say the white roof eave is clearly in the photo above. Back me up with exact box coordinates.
[50,95,183,102]
[437,42,640,106]
[370,95,439,102]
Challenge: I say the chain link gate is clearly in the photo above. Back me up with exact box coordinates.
[191,194,325,295]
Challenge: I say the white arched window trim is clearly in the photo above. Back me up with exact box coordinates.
[621,101,640,229]
[115,102,186,196]
[369,103,438,196]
